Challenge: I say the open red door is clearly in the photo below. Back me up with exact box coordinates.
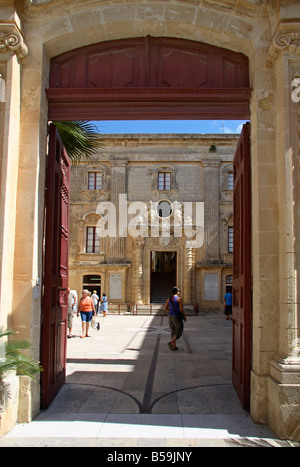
[41,124,70,409]
[232,122,252,411]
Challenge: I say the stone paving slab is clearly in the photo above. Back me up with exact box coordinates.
[0,314,299,448]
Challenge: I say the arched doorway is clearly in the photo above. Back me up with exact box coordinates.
[42,36,251,409]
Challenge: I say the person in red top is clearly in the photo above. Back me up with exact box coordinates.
[77,290,96,338]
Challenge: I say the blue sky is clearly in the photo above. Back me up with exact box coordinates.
[92,120,248,135]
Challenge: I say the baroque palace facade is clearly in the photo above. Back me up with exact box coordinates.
[69,133,236,311]
[0,0,300,442]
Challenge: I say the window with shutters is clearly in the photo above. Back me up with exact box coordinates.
[228,227,233,253]
[158,171,171,191]
[227,172,234,190]
[226,275,233,285]
[88,172,103,190]
[86,226,100,253]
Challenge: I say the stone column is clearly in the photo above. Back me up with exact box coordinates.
[5,16,42,422]
[132,238,144,305]
[203,160,220,262]
[109,159,127,261]
[0,22,28,331]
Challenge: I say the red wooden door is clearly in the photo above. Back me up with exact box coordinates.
[41,124,70,409]
[47,37,251,121]
[232,122,252,410]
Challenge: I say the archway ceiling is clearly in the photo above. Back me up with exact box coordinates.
[47,36,251,120]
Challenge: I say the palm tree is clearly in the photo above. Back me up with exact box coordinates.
[52,120,104,165]
[0,329,42,410]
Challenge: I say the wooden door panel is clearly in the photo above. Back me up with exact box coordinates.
[41,124,70,409]
[50,37,249,89]
[232,122,252,410]
[47,37,251,121]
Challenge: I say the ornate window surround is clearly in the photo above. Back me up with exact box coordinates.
[86,226,100,254]
[81,164,109,201]
[81,212,103,254]
[151,164,178,201]
[221,211,234,257]
[221,163,234,200]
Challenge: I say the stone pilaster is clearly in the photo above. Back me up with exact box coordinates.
[266,55,300,441]
[251,26,300,440]
[203,160,220,262]
[132,238,144,305]
[109,160,127,261]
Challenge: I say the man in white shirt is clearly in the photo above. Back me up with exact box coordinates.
[68,288,77,338]
[91,290,100,314]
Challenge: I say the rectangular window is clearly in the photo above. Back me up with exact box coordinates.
[158,172,171,190]
[226,275,233,285]
[228,227,233,253]
[86,227,100,253]
[228,172,234,190]
[88,172,102,190]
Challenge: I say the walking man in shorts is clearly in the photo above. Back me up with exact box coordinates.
[224,288,232,320]
[164,286,186,351]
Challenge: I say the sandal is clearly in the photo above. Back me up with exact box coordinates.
[168,342,173,351]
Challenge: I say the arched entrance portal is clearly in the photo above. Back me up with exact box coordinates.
[42,36,251,410]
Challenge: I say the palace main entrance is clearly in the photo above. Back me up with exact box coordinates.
[150,251,177,303]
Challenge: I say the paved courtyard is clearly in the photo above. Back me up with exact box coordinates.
[0,313,298,447]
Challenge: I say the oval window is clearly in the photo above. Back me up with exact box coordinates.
[157,200,172,218]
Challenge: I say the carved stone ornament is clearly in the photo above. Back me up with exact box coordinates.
[158,234,174,248]
[268,23,300,62]
[0,23,28,59]
[81,164,109,201]
[132,238,145,250]
[151,165,178,201]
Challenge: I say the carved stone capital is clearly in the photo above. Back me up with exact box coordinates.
[0,22,28,59]
[132,238,145,251]
[268,22,300,63]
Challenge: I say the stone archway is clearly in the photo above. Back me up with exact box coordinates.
[42,35,252,409]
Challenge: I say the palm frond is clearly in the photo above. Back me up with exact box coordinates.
[0,329,42,408]
[52,121,104,165]
[0,329,42,381]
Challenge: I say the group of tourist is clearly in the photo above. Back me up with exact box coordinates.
[67,288,108,339]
